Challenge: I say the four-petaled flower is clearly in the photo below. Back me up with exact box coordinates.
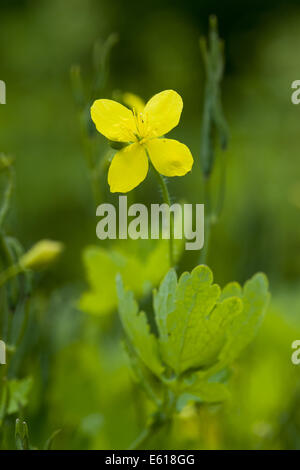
[90,90,194,193]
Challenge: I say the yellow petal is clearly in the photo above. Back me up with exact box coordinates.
[91,99,137,142]
[122,92,145,114]
[108,143,149,193]
[143,90,183,138]
[146,138,193,177]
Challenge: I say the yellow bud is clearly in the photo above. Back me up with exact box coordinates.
[122,92,145,113]
[0,154,14,171]
[20,240,64,270]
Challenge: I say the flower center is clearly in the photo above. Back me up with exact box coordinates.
[133,108,148,140]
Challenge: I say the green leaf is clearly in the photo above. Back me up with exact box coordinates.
[80,240,182,316]
[116,275,163,377]
[122,341,162,406]
[220,281,242,300]
[44,429,61,450]
[177,381,230,411]
[153,268,177,342]
[118,265,270,409]
[7,377,32,415]
[155,265,243,375]
[217,273,270,367]
[80,247,141,315]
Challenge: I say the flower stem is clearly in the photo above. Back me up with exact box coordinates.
[199,177,212,264]
[0,174,13,231]
[128,425,153,450]
[0,264,22,288]
[150,163,174,267]
[79,112,102,206]
[199,152,227,265]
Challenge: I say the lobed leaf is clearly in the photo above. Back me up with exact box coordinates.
[80,239,182,316]
[117,265,270,407]
[217,273,270,367]
[116,275,163,377]
[155,265,242,375]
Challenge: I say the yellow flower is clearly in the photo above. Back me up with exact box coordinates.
[91,90,194,193]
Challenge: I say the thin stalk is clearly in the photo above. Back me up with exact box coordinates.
[214,151,226,220]
[0,366,8,431]
[0,234,15,269]
[198,16,228,266]
[0,175,13,230]
[199,150,227,265]
[13,300,30,349]
[128,387,175,450]
[0,264,22,343]
[150,161,174,267]
[0,264,22,288]
[199,177,212,264]
[129,424,153,450]
[79,112,102,205]
[129,416,170,450]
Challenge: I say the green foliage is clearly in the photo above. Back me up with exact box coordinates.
[44,429,62,450]
[80,240,183,316]
[117,283,163,377]
[217,274,271,368]
[1,0,299,451]
[176,381,230,411]
[117,265,270,412]
[15,418,30,450]
[155,267,242,375]
[199,15,229,177]
[6,377,33,415]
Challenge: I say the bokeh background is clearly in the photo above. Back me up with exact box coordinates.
[0,0,300,450]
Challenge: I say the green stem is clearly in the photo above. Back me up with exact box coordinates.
[79,112,102,206]
[0,368,8,430]
[0,345,14,431]
[0,264,22,288]
[129,425,153,450]
[129,387,175,450]
[199,149,227,265]
[199,177,212,265]
[214,151,226,220]
[0,169,13,231]
[129,415,169,450]
[14,300,30,349]
[150,163,174,267]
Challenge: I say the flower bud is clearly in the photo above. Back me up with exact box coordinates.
[0,154,14,171]
[122,92,145,113]
[19,240,63,270]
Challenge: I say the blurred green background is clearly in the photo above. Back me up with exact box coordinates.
[0,0,300,450]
